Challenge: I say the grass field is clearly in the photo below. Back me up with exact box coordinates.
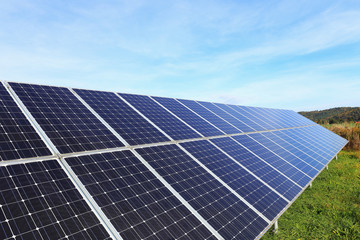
[262,150,360,239]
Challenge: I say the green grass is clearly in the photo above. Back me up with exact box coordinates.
[262,151,360,240]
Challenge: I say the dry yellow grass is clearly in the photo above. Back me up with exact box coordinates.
[322,123,360,151]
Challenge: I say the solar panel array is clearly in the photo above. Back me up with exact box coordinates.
[0,80,347,240]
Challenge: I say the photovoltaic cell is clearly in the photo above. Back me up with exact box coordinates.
[197,101,254,133]
[178,99,241,134]
[153,97,223,137]
[119,93,201,140]
[9,82,124,154]
[252,108,291,129]
[307,125,347,154]
[288,128,334,159]
[0,83,52,161]
[136,144,268,240]
[215,104,265,132]
[261,131,324,171]
[210,137,301,201]
[258,132,320,177]
[0,160,110,240]
[65,151,215,240]
[232,135,311,187]
[273,130,328,166]
[73,89,170,145]
[180,140,288,220]
[232,106,277,130]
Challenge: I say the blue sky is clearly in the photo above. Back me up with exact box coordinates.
[1,0,360,111]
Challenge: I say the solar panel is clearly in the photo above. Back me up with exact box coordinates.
[0,160,110,240]
[232,134,311,187]
[136,144,268,240]
[273,130,329,166]
[214,103,266,131]
[65,150,216,240]
[260,131,321,176]
[196,101,255,133]
[210,137,302,201]
[9,82,124,154]
[119,93,201,140]
[0,83,52,161]
[180,140,288,220]
[73,89,170,145]
[153,97,224,137]
[252,108,291,129]
[178,99,242,134]
[1,81,348,240]
[241,107,283,129]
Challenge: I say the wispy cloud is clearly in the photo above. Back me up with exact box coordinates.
[0,0,359,110]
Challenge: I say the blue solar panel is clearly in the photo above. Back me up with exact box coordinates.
[136,144,268,240]
[286,110,315,126]
[233,106,277,130]
[264,109,301,128]
[119,93,201,140]
[2,81,349,240]
[178,99,241,134]
[294,126,347,157]
[197,101,255,133]
[74,89,170,145]
[215,103,266,131]
[261,131,324,171]
[65,151,216,240]
[249,132,319,178]
[153,97,223,137]
[288,128,334,160]
[210,137,302,201]
[0,160,110,240]
[232,135,311,187]
[261,131,322,175]
[10,82,124,154]
[309,125,348,152]
[180,140,288,220]
[253,108,292,129]
[0,83,52,161]
[272,130,328,169]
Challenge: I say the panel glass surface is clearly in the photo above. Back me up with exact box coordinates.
[0,160,110,240]
[272,130,327,170]
[0,83,52,161]
[180,140,288,220]
[242,107,282,129]
[232,106,276,130]
[66,151,215,240]
[275,130,329,165]
[216,104,265,131]
[210,137,301,201]
[260,131,321,175]
[136,144,268,240]
[288,128,334,160]
[74,89,170,145]
[119,94,201,140]
[153,97,223,137]
[197,101,254,133]
[10,82,124,154]
[178,99,241,134]
[232,135,311,187]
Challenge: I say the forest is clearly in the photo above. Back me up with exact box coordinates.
[299,107,360,124]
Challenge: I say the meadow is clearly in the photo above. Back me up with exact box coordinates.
[262,124,360,239]
[263,151,360,239]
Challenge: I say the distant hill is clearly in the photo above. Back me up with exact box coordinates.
[299,107,360,124]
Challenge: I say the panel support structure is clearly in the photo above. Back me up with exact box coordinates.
[273,220,279,234]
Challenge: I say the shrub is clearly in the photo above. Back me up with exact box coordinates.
[323,123,360,151]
